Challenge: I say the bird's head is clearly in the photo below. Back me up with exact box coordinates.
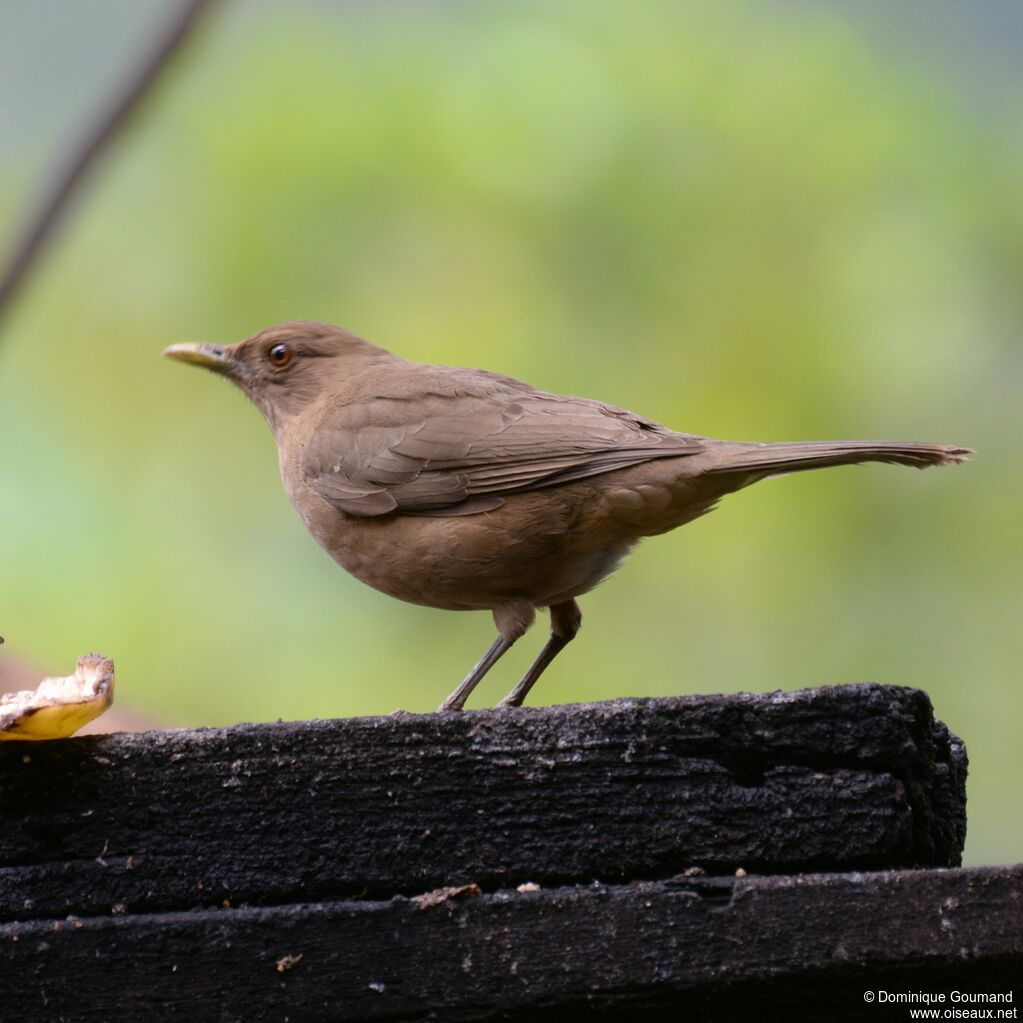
[163,321,391,429]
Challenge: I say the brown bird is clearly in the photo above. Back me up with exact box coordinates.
[164,322,969,711]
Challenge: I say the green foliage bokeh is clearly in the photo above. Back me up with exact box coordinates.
[1,1,1020,864]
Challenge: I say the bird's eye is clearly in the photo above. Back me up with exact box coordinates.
[268,343,293,368]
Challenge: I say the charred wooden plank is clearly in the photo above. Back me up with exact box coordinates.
[0,866,1017,1022]
[0,684,965,921]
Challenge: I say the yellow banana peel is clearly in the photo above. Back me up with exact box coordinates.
[0,653,115,741]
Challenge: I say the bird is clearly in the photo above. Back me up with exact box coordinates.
[164,321,969,712]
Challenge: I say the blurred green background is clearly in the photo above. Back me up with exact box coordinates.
[1,1,1020,865]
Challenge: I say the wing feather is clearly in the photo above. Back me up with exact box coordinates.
[304,372,701,517]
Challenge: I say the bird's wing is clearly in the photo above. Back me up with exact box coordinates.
[303,375,703,517]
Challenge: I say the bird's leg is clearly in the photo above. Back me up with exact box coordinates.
[438,601,536,712]
[498,599,582,708]
[438,636,513,712]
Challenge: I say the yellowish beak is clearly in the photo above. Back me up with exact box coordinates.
[163,342,240,376]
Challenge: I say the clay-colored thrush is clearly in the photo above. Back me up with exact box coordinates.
[164,322,969,711]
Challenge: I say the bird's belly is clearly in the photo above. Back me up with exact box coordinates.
[290,484,638,611]
[285,457,727,612]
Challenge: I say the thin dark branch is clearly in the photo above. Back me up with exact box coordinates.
[0,0,219,329]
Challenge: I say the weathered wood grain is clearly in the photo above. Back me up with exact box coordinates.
[0,866,1017,1022]
[0,684,965,922]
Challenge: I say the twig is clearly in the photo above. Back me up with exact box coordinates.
[0,0,220,329]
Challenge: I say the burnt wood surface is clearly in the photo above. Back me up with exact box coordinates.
[0,684,1013,1022]
[0,683,965,924]
[1,866,1018,1022]
[0,684,966,922]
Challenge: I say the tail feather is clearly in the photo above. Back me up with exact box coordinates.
[706,440,971,476]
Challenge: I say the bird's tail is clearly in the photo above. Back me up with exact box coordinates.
[706,440,971,477]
